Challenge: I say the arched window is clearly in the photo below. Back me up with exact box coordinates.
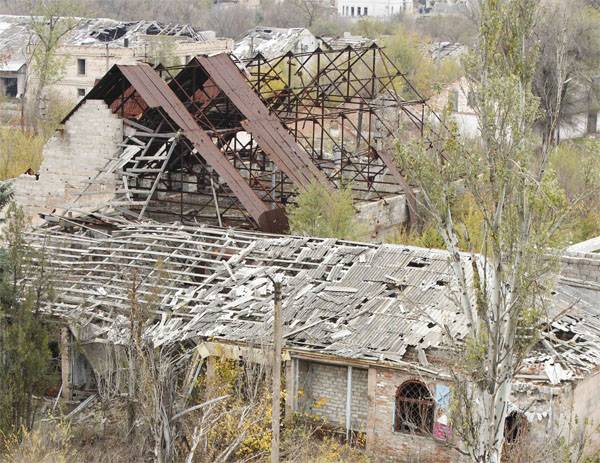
[394,381,434,434]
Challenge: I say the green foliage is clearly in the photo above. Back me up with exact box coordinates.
[28,0,83,130]
[1,420,77,463]
[0,204,55,440]
[0,130,45,181]
[549,140,600,243]
[380,27,462,98]
[287,183,363,240]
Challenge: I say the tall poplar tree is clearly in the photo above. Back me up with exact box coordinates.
[397,1,577,461]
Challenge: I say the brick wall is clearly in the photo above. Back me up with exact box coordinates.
[367,367,464,463]
[297,360,368,431]
[13,99,121,224]
[356,194,408,240]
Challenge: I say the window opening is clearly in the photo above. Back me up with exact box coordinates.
[77,58,86,76]
[394,381,434,434]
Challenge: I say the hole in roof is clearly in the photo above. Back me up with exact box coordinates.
[554,330,575,342]
[436,280,447,287]
[407,260,429,268]
[427,322,435,329]
[92,25,128,42]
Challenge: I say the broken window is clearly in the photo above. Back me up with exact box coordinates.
[0,77,17,98]
[77,88,86,97]
[364,7,368,15]
[77,59,86,76]
[394,381,434,435]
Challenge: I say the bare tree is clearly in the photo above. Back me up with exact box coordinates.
[25,0,83,131]
[532,0,600,146]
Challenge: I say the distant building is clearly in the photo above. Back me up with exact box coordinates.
[213,0,261,8]
[0,15,232,105]
[233,27,320,61]
[429,76,479,138]
[337,0,415,18]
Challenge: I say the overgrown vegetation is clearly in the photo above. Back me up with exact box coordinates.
[394,0,596,461]
[0,204,56,441]
[287,183,364,240]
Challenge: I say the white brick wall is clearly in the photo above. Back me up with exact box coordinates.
[297,360,368,431]
[13,99,122,223]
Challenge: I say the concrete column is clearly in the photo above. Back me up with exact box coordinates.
[60,327,71,400]
[345,365,353,439]
[206,356,217,396]
[285,358,297,420]
[366,366,377,451]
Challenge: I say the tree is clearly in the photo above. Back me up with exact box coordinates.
[396,1,578,461]
[532,0,600,145]
[0,203,54,438]
[287,183,363,240]
[381,26,462,98]
[26,0,82,131]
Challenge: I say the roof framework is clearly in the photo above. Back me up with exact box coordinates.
[64,46,424,232]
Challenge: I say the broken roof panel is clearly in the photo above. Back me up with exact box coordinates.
[27,220,600,383]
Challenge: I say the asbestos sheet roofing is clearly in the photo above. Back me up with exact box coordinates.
[28,221,600,380]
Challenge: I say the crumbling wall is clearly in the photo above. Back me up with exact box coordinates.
[296,360,368,431]
[356,194,408,240]
[572,369,600,455]
[13,99,121,224]
[560,252,600,285]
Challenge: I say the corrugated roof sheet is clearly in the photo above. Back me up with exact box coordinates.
[27,221,600,383]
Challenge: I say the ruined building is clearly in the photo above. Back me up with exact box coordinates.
[26,220,600,462]
[12,43,600,462]
[14,46,426,236]
[0,15,231,107]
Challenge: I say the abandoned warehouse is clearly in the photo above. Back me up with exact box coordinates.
[25,220,600,462]
[13,47,426,238]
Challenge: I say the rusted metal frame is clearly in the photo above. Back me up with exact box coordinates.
[339,114,393,198]
[337,47,387,101]
[296,50,367,108]
[246,53,289,102]
[220,143,282,205]
[292,116,384,198]
[271,47,350,111]
[175,137,261,222]
[287,48,359,103]
[379,48,429,106]
[201,59,328,190]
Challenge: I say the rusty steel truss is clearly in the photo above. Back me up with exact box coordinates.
[65,46,426,232]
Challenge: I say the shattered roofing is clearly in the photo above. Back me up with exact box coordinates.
[28,221,600,382]
[0,14,216,67]
[233,27,319,60]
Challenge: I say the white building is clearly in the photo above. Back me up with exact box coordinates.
[337,0,415,18]
[0,15,232,103]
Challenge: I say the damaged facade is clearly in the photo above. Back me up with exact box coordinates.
[0,15,231,106]
[26,220,600,462]
[9,33,600,460]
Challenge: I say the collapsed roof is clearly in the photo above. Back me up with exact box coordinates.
[28,220,600,385]
[233,27,319,60]
[0,14,218,72]
[59,47,424,232]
